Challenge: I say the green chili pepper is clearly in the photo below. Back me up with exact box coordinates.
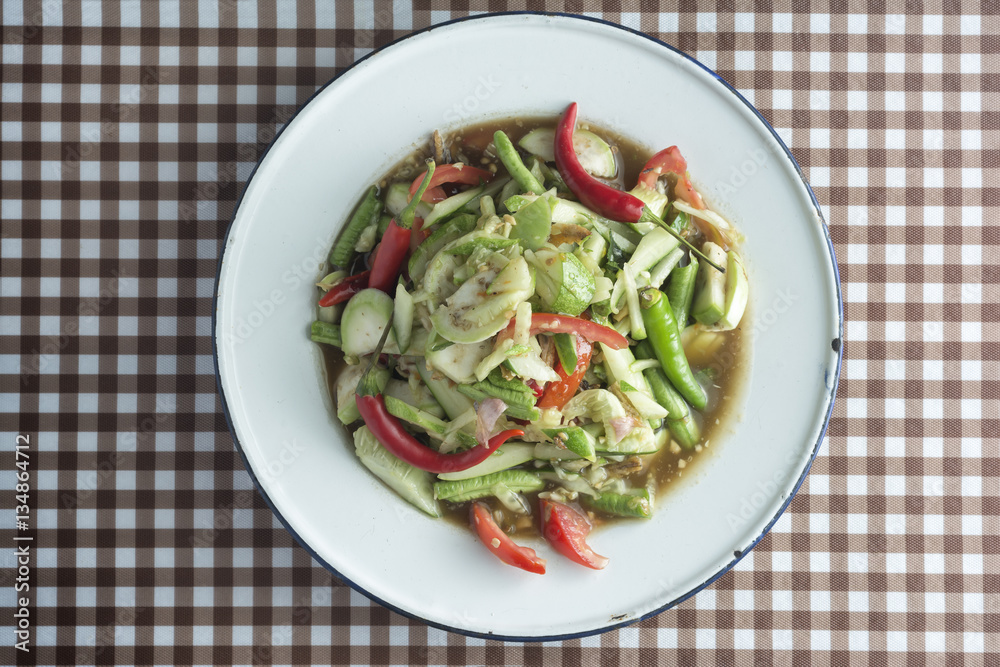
[493,130,546,195]
[639,289,708,410]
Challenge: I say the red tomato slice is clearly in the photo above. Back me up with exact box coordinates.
[536,336,593,410]
[471,503,546,574]
[409,163,494,202]
[637,146,705,210]
[540,499,609,570]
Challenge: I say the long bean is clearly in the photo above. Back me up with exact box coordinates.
[666,256,699,328]
[666,412,701,450]
[310,321,342,347]
[493,130,546,195]
[639,289,708,410]
[329,185,382,268]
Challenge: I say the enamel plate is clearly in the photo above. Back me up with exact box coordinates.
[214,14,843,640]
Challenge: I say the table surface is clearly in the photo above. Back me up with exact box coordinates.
[0,1,996,665]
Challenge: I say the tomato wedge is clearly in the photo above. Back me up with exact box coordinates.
[537,335,593,410]
[470,503,546,574]
[540,499,608,570]
[637,146,705,210]
[409,163,494,202]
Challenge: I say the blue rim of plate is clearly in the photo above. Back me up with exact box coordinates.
[213,11,844,642]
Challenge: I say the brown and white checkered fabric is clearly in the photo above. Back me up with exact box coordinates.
[0,1,996,665]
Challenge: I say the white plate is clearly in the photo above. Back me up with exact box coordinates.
[214,13,842,640]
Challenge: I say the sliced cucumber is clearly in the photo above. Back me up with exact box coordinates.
[354,426,441,517]
[706,250,749,331]
[601,424,658,454]
[384,182,432,219]
[442,230,518,256]
[628,183,669,218]
[415,360,474,420]
[420,252,460,307]
[335,364,389,425]
[510,194,551,251]
[436,443,535,481]
[517,127,617,178]
[461,175,511,214]
[383,378,445,419]
[600,343,654,402]
[383,394,449,436]
[527,249,595,317]
[393,283,414,354]
[455,385,541,421]
[431,255,532,344]
[692,242,728,325]
[533,442,583,460]
[340,288,395,357]
[617,383,669,420]
[408,213,477,278]
[424,184,485,227]
[543,426,597,461]
[425,338,494,385]
[553,332,577,375]
[626,227,680,276]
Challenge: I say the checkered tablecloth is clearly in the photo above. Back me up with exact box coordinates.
[0,1,996,664]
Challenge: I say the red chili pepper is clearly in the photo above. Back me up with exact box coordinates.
[357,393,523,474]
[409,163,493,202]
[637,146,705,210]
[525,379,544,398]
[537,335,593,410]
[369,161,436,293]
[471,502,546,574]
[540,499,608,570]
[368,220,411,292]
[318,270,370,307]
[499,312,628,350]
[408,217,431,256]
[554,103,647,223]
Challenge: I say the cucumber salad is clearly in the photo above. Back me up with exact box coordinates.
[311,103,749,574]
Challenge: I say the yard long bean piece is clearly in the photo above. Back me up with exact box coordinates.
[666,412,701,450]
[329,185,382,268]
[639,289,708,410]
[633,340,687,420]
[494,130,546,195]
